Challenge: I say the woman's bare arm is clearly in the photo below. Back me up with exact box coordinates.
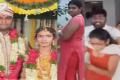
[87,55,119,77]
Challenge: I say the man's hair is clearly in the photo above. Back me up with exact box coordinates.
[91,8,107,17]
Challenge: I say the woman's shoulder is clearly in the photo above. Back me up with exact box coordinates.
[69,14,84,27]
[28,48,39,58]
[72,14,84,20]
[100,44,120,55]
[29,48,38,53]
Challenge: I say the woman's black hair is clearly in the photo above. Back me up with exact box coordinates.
[89,28,116,44]
[35,27,56,38]
[68,0,82,9]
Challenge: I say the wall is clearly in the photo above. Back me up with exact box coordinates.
[115,0,120,25]
[103,0,116,26]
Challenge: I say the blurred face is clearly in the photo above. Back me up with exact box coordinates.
[36,30,54,47]
[116,24,120,31]
[89,38,109,51]
[68,4,81,17]
[92,14,106,28]
[0,13,13,31]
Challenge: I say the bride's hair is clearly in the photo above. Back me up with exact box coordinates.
[35,27,56,39]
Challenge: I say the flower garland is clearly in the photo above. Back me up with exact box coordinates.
[0,29,26,79]
[0,65,5,80]
[3,0,58,15]
[16,0,48,4]
[25,49,39,69]
[0,0,5,3]
[8,2,57,15]
[8,0,57,9]
[25,49,57,80]
[25,49,57,68]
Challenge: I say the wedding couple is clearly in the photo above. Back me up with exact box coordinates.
[0,2,57,80]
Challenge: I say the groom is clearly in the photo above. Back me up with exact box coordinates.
[0,3,26,79]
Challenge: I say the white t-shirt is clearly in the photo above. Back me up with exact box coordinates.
[85,24,120,42]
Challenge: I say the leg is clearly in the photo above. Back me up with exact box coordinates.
[65,52,79,80]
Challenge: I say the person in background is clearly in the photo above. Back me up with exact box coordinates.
[58,0,85,80]
[116,21,120,31]
[85,28,119,80]
[85,8,120,45]
[115,22,120,45]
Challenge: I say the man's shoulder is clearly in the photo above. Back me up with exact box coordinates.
[105,25,116,29]
[85,25,94,31]
[85,25,94,38]
[104,25,120,39]
[105,25,120,32]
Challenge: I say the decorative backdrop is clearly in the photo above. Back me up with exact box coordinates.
[1,0,58,15]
